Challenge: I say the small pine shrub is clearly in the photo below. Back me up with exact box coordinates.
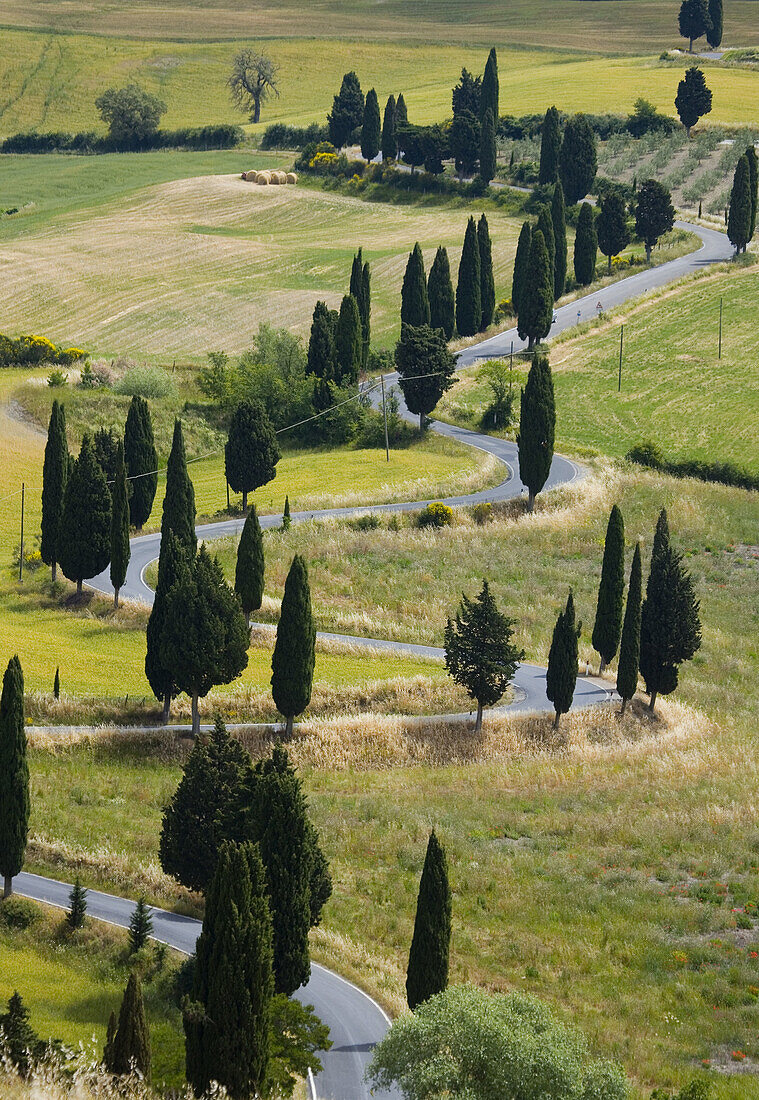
[47,368,68,387]
[416,502,454,529]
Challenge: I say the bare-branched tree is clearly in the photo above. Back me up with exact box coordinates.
[228,48,280,124]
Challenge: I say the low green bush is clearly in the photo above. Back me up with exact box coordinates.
[114,365,177,399]
[416,502,454,528]
[0,897,41,929]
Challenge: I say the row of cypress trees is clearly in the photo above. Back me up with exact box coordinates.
[306,249,371,392]
[537,106,598,204]
[512,184,567,346]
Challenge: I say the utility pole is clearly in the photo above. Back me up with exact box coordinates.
[618,324,624,393]
[509,340,514,401]
[718,297,723,359]
[19,483,24,583]
[380,374,390,463]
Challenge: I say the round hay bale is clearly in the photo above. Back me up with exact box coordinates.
[272,170,287,184]
[256,171,271,185]
[285,172,297,184]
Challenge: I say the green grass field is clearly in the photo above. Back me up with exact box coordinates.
[0,30,757,136]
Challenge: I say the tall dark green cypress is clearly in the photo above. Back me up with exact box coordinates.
[727,153,752,253]
[617,542,642,714]
[538,105,561,185]
[335,293,363,386]
[477,214,495,331]
[455,216,482,337]
[58,435,112,598]
[516,352,556,512]
[559,114,597,204]
[235,505,265,623]
[225,400,280,514]
[361,261,371,368]
[401,243,431,328]
[161,419,196,556]
[428,246,456,340]
[0,657,28,898]
[517,229,553,351]
[479,107,497,185]
[551,181,567,300]
[406,830,451,1011]
[395,93,408,127]
[306,301,336,381]
[185,842,273,1100]
[145,531,185,723]
[480,47,499,125]
[381,94,397,161]
[361,88,381,162]
[511,221,531,318]
[639,509,701,713]
[746,144,758,241]
[707,0,723,48]
[546,590,580,730]
[536,205,555,294]
[67,878,87,930]
[110,440,130,609]
[108,972,151,1079]
[40,400,69,582]
[271,555,316,740]
[591,504,625,672]
[124,395,157,531]
[573,202,597,286]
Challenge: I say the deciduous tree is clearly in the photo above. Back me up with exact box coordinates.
[95,83,166,143]
[0,657,28,898]
[40,400,68,581]
[406,831,451,1011]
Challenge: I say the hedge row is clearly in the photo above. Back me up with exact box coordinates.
[0,124,244,155]
[626,443,759,492]
[260,123,329,150]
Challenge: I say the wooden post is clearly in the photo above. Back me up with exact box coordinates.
[18,483,24,583]
[618,325,624,393]
[380,374,390,462]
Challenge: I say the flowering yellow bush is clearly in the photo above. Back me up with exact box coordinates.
[310,151,339,169]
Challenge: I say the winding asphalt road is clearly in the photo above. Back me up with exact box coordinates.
[32,219,731,1099]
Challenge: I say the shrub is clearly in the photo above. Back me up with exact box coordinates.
[0,124,243,155]
[260,122,328,149]
[47,368,68,387]
[0,896,40,929]
[471,502,493,525]
[0,331,87,368]
[626,441,664,469]
[57,347,87,365]
[114,365,176,399]
[348,513,381,531]
[416,502,454,528]
[626,442,759,491]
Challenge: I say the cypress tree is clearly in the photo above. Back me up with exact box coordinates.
[559,114,597,204]
[516,352,555,512]
[58,435,112,598]
[675,66,713,136]
[617,542,642,714]
[271,555,315,740]
[477,214,496,331]
[574,201,598,285]
[110,972,151,1079]
[160,716,249,893]
[0,657,28,898]
[538,105,561,186]
[306,301,335,381]
[511,221,531,319]
[591,504,625,672]
[517,229,553,351]
[480,47,499,125]
[406,830,451,1011]
[444,581,524,732]
[350,247,364,316]
[239,746,330,995]
[124,395,157,531]
[103,1011,117,1071]
[225,400,280,514]
[536,204,555,293]
[110,440,130,609]
[381,94,397,161]
[235,505,265,623]
[401,243,431,328]
[635,179,676,262]
[185,842,274,1099]
[128,896,153,953]
[546,590,580,730]
[679,0,710,50]
[283,494,291,530]
[161,545,250,736]
[479,107,497,185]
[40,400,69,581]
[597,191,631,272]
[53,666,60,698]
[145,531,185,724]
[93,427,120,485]
[551,181,567,299]
[639,509,702,713]
[707,0,722,48]
[67,877,87,930]
[335,293,363,386]
[327,71,364,148]
[427,246,456,340]
[727,153,752,253]
[0,993,42,1076]
[456,216,482,337]
[395,93,408,127]
[361,261,371,368]
[746,144,758,241]
[161,419,196,556]
[394,323,457,432]
[361,88,381,162]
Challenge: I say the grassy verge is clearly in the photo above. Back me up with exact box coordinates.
[0,899,185,1091]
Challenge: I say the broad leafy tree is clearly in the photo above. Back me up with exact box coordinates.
[551,181,567,299]
[58,435,112,597]
[617,542,642,714]
[727,153,752,253]
[124,395,157,530]
[95,83,166,143]
[327,71,364,148]
[394,324,457,432]
[406,831,451,1011]
[546,590,580,730]
[444,582,524,732]
[517,229,553,350]
[161,419,196,555]
[675,67,712,135]
[635,179,675,261]
[538,105,561,185]
[381,94,397,161]
[225,400,280,514]
[428,246,456,340]
[456,216,482,337]
[477,214,496,330]
[0,656,28,898]
[559,114,597,204]
[40,400,69,581]
[271,555,316,739]
[511,221,531,318]
[235,505,265,622]
[110,440,130,608]
[597,192,630,272]
[227,48,279,123]
[640,509,701,713]
[401,243,431,328]
[516,353,555,511]
[361,88,381,161]
[592,505,625,672]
